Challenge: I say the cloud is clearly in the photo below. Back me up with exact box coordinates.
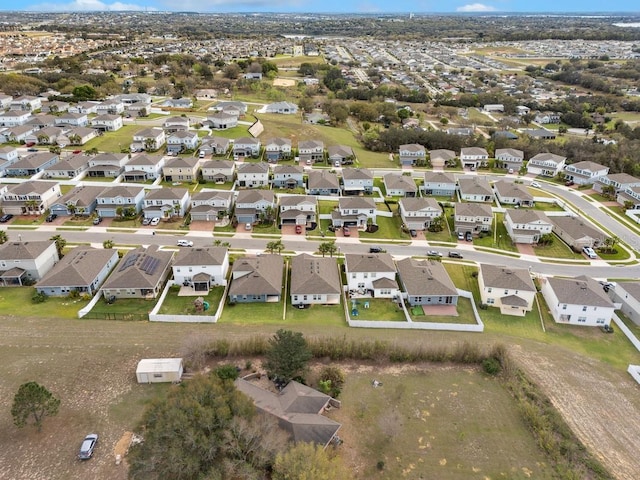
[159,0,302,9]
[27,0,154,11]
[456,3,497,12]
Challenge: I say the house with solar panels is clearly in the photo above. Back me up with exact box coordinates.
[100,245,173,299]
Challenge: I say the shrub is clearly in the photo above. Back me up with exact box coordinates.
[318,366,345,398]
[482,357,502,375]
[31,291,47,304]
[215,364,240,381]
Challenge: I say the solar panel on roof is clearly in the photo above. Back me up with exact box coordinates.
[139,255,152,272]
[118,253,139,271]
[145,257,160,275]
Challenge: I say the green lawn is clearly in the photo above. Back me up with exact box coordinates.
[533,201,565,212]
[219,301,286,324]
[62,217,96,227]
[318,200,338,215]
[10,216,44,225]
[285,302,345,327]
[472,213,518,252]
[533,235,582,259]
[90,296,158,316]
[359,214,409,240]
[0,287,89,319]
[158,286,225,315]
[333,370,555,480]
[82,125,140,152]
[349,298,406,322]
[410,296,477,324]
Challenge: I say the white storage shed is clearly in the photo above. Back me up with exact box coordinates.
[136,358,184,384]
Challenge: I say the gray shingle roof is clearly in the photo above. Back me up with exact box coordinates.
[396,258,457,297]
[480,264,535,291]
[229,254,283,296]
[546,275,614,307]
[550,216,603,241]
[290,254,341,296]
[101,245,173,290]
[345,253,396,273]
[174,247,227,267]
[36,247,117,288]
[0,241,54,261]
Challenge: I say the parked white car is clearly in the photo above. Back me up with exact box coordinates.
[149,217,160,226]
[177,239,194,247]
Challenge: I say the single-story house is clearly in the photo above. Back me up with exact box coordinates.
[396,258,458,307]
[290,254,341,306]
[228,254,283,303]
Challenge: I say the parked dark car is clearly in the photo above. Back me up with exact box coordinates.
[343,226,351,237]
[369,247,383,253]
[409,229,417,238]
[45,213,57,222]
[0,214,14,223]
[465,231,473,242]
[448,251,463,259]
[565,180,575,186]
[78,433,98,460]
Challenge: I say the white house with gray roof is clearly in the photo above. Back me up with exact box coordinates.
[1,180,61,215]
[540,275,616,327]
[95,185,145,218]
[527,153,566,177]
[273,164,304,189]
[123,153,165,182]
[493,180,534,207]
[298,140,324,164]
[279,195,317,228]
[593,173,640,196]
[342,167,374,195]
[383,173,417,197]
[332,196,376,228]
[396,258,458,307]
[454,202,493,235]
[609,282,640,326]
[478,264,536,316]
[143,187,190,219]
[49,185,105,217]
[172,247,229,291]
[290,254,341,306]
[307,170,340,196]
[237,162,269,188]
[428,149,455,169]
[344,253,398,298]
[264,137,292,162]
[6,151,58,177]
[36,246,118,297]
[399,197,441,231]
[423,171,456,197]
[550,216,605,251]
[43,154,89,179]
[460,147,489,169]
[399,143,426,166]
[458,176,493,202]
[504,209,552,244]
[235,189,275,224]
[564,161,609,185]
[495,148,525,171]
[190,190,234,222]
[0,241,58,285]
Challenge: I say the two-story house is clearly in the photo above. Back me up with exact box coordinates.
[279,195,317,229]
[593,173,640,197]
[190,190,234,222]
[233,137,261,159]
[383,173,417,197]
[205,112,238,130]
[235,189,275,224]
[131,128,166,152]
[1,180,61,215]
[162,156,201,183]
[399,197,442,231]
[143,187,190,219]
[172,247,229,291]
[200,160,235,184]
[237,162,269,188]
[458,176,493,202]
[54,112,89,128]
[298,140,324,164]
[540,275,615,327]
[273,165,304,189]
[454,202,493,236]
[478,264,536,316]
[495,148,525,171]
[265,101,298,114]
[327,145,355,166]
[344,253,398,298]
[423,171,456,197]
[398,144,426,167]
[162,116,190,133]
[564,161,610,186]
[504,209,553,244]
[49,184,105,217]
[0,240,59,285]
[396,258,458,307]
[307,170,340,196]
[90,114,123,132]
[86,152,129,178]
[95,185,145,218]
[332,197,376,228]
[0,110,32,127]
[166,131,200,155]
[290,254,341,306]
[96,99,125,115]
[228,254,283,303]
[460,147,489,169]
[264,137,292,162]
[342,168,374,195]
[550,216,604,251]
[617,185,640,208]
[493,180,534,207]
[526,153,566,177]
[123,153,165,182]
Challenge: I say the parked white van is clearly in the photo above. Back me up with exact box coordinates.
[582,246,597,259]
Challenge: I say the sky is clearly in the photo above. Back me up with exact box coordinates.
[1,0,639,14]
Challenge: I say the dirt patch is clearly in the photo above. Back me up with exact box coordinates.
[273,78,296,87]
[114,431,133,459]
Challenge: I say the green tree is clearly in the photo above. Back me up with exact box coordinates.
[265,330,312,384]
[272,442,349,480]
[11,381,60,432]
[49,234,66,258]
[103,239,114,249]
[266,240,284,254]
[0,230,7,244]
[318,240,338,257]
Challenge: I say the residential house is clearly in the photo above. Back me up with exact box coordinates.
[234,189,275,224]
[526,153,566,177]
[205,112,238,130]
[25,126,65,146]
[49,185,104,217]
[54,112,89,128]
[504,209,553,244]
[228,254,283,303]
[237,162,269,188]
[273,165,304,189]
[540,275,615,327]
[118,93,152,106]
[5,152,58,176]
[564,161,609,186]
[26,114,56,130]
[199,136,230,157]
[1,180,61,215]
[383,173,417,197]
[0,125,38,143]
[447,127,473,136]
[0,94,12,110]
[131,128,166,152]
[279,195,317,228]
[478,264,536,316]
[0,146,19,164]
[264,101,298,114]
[10,96,41,112]
[458,176,493,202]
[86,152,129,178]
[43,154,90,179]
[423,171,456,197]
[495,148,525,171]
[550,216,605,251]
[264,137,293,162]
[454,202,493,235]
[307,170,340,196]
[101,245,173,300]
[327,145,355,165]
[210,101,247,116]
[163,116,190,132]
[162,156,200,183]
[332,197,376,228]
[298,140,324,164]
[428,149,455,169]
[123,153,165,182]
[200,160,235,184]
[460,147,489,169]
[95,185,145,218]
[162,97,193,109]
[399,197,442,231]
[290,254,341,306]
[304,112,330,124]
[59,127,99,146]
[234,378,341,447]
[143,187,190,219]
[396,258,458,307]
[493,180,534,207]
[0,241,58,285]
[36,247,118,297]
[398,144,426,166]
[534,112,561,124]
[166,130,200,154]
[233,137,261,159]
[483,104,504,112]
[189,190,234,222]
[609,282,640,326]
[617,186,640,208]
[522,129,556,140]
[342,167,374,195]
[91,114,123,132]
[344,253,398,298]
[68,101,99,115]
[172,247,229,291]
[0,110,32,127]
[594,173,640,196]
[96,99,125,115]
